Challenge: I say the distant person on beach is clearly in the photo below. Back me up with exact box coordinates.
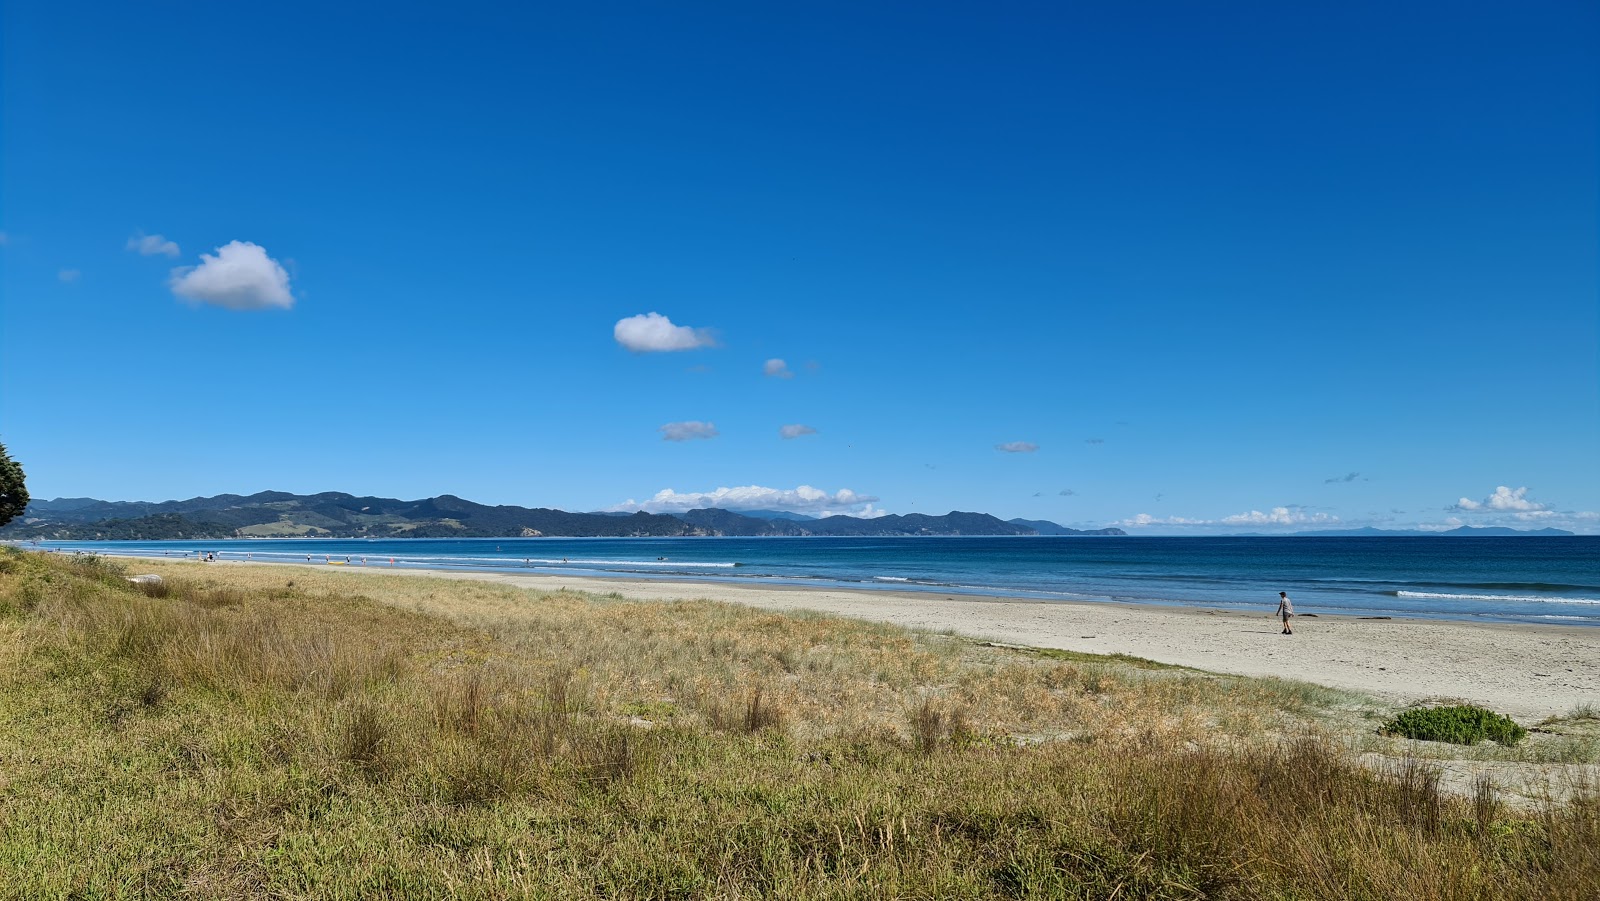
[1276,592,1295,634]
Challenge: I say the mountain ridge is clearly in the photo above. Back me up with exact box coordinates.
[3,492,1127,540]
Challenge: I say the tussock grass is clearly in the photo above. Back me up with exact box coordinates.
[1,549,1597,898]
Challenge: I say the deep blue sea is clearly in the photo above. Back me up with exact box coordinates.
[20,536,1600,626]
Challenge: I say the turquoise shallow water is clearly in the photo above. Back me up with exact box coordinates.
[25,535,1600,626]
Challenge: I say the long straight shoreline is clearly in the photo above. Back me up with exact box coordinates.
[125,554,1600,722]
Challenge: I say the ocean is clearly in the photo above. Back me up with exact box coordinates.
[23,536,1600,626]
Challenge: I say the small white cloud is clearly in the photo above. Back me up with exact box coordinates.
[609,484,881,516]
[127,233,180,258]
[659,421,718,442]
[1118,506,1338,529]
[779,424,817,439]
[0,231,9,246]
[763,358,793,379]
[169,241,293,310]
[614,312,715,352]
[1120,513,1208,527]
[1485,486,1543,511]
[1219,507,1338,526]
[58,269,81,283]
[1453,485,1545,513]
[996,441,1039,453]
[1084,438,1105,445]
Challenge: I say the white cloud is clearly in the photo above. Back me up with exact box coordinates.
[1452,486,1548,513]
[1220,507,1338,526]
[609,484,882,516]
[996,441,1039,453]
[169,241,293,310]
[1118,506,1338,530]
[779,424,817,439]
[1482,486,1543,512]
[127,233,180,258]
[1425,486,1600,532]
[58,269,81,283]
[659,421,718,442]
[763,358,793,378]
[1119,513,1209,527]
[614,312,715,352]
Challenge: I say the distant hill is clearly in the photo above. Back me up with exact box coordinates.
[1280,526,1576,537]
[1007,518,1127,536]
[674,508,806,536]
[4,491,702,540]
[803,511,1034,536]
[2,492,1123,540]
[737,509,820,522]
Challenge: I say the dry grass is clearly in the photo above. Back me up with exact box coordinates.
[1,550,1596,899]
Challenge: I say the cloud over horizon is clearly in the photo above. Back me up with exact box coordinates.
[614,312,716,352]
[659,421,718,442]
[763,358,793,378]
[127,233,180,258]
[609,484,883,517]
[779,424,816,439]
[1119,506,1339,530]
[169,241,293,310]
[1453,485,1544,512]
[995,441,1038,453]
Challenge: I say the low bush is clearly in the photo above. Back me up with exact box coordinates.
[1384,704,1527,746]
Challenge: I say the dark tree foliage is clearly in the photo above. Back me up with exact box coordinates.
[0,442,28,530]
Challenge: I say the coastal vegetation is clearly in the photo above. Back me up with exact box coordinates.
[1,549,1595,899]
[1384,704,1529,747]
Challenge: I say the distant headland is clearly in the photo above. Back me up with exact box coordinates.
[1270,526,1576,538]
[0,492,1128,540]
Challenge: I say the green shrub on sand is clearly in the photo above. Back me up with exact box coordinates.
[1384,704,1527,747]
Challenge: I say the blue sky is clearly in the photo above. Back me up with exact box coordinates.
[2,2,1596,533]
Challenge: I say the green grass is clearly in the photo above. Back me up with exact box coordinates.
[0,549,1597,899]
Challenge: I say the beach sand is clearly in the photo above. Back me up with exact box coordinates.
[268,564,1597,722]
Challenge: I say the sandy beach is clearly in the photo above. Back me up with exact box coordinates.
[258,562,1598,722]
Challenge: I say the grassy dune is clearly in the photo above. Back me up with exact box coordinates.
[0,550,1595,899]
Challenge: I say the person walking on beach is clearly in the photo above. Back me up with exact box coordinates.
[1275,591,1295,634]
